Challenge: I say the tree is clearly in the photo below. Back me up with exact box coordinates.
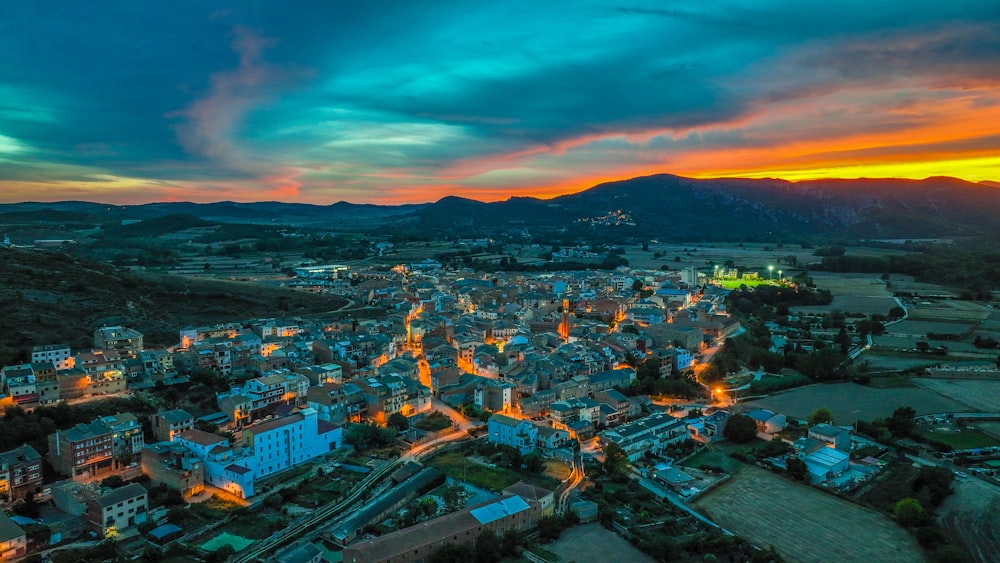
[604,442,630,479]
[500,530,523,557]
[723,413,757,443]
[475,530,503,563]
[537,515,570,541]
[387,412,409,431]
[786,457,807,481]
[523,452,544,473]
[894,498,927,527]
[807,408,834,427]
[887,406,917,438]
[443,484,466,512]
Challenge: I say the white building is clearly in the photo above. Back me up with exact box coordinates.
[488,414,538,455]
[31,344,73,370]
[173,409,341,499]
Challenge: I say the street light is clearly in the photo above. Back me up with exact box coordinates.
[768,265,774,280]
[778,269,782,281]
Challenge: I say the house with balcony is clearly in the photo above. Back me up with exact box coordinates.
[306,382,366,425]
[488,414,538,455]
[94,326,144,359]
[99,413,144,469]
[151,409,195,443]
[48,422,114,481]
[0,445,43,502]
[600,412,689,462]
[86,482,147,538]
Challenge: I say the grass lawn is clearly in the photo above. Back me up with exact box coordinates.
[200,531,256,552]
[544,460,571,481]
[426,451,560,492]
[715,278,779,290]
[226,510,290,539]
[191,494,243,520]
[919,427,1000,450]
[427,451,522,491]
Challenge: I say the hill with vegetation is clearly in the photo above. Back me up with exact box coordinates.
[415,174,1000,240]
[0,247,348,364]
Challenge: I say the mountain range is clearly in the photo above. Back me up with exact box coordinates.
[2,174,999,241]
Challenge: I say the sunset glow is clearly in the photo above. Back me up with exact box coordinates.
[1,2,998,204]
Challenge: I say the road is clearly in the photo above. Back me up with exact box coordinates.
[556,450,585,514]
[234,404,477,562]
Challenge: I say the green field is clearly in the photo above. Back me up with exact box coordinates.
[426,451,559,492]
[919,428,1000,450]
[200,531,256,552]
[715,278,778,290]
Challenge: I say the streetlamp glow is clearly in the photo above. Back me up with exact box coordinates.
[768,265,774,280]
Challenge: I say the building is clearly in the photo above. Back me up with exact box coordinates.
[0,445,43,502]
[48,422,114,481]
[306,382,366,425]
[474,379,515,413]
[688,410,731,443]
[175,409,342,499]
[808,424,851,452]
[99,413,144,469]
[0,365,36,405]
[802,447,850,485]
[31,343,73,370]
[240,408,342,479]
[86,482,148,537]
[599,411,689,462]
[151,409,195,443]
[0,513,26,561]
[342,494,537,563]
[141,442,205,498]
[94,326,144,359]
[487,414,538,455]
[32,362,60,404]
[535,426,571,454]
[747,408,787,435]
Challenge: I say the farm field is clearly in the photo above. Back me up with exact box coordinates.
[544,523,655,563]
[808,272,893,297]
[938,471,1000,563]
[889,320,975,337]
[693,467,921,563]
[861,352,953,371]
[886,274,962,298]
[906,301,993,323]
[911,379,1000,412]
[917,426,1000,449]
[746,382,968,423]
[793,295,898,315]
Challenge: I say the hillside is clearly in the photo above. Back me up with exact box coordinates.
[0,247,349,364]
[415,174,1000,240]
[3,174,999,241]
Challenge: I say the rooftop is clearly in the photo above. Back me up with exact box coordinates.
[96,483,147,508]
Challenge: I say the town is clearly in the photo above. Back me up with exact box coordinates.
[2,242,998,563]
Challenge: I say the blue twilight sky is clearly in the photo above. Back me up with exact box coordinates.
[1,1,1000,204]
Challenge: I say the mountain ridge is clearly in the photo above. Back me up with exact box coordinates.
[2,174,998,240]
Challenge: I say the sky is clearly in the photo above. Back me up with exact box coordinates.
[1,1,999,205]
